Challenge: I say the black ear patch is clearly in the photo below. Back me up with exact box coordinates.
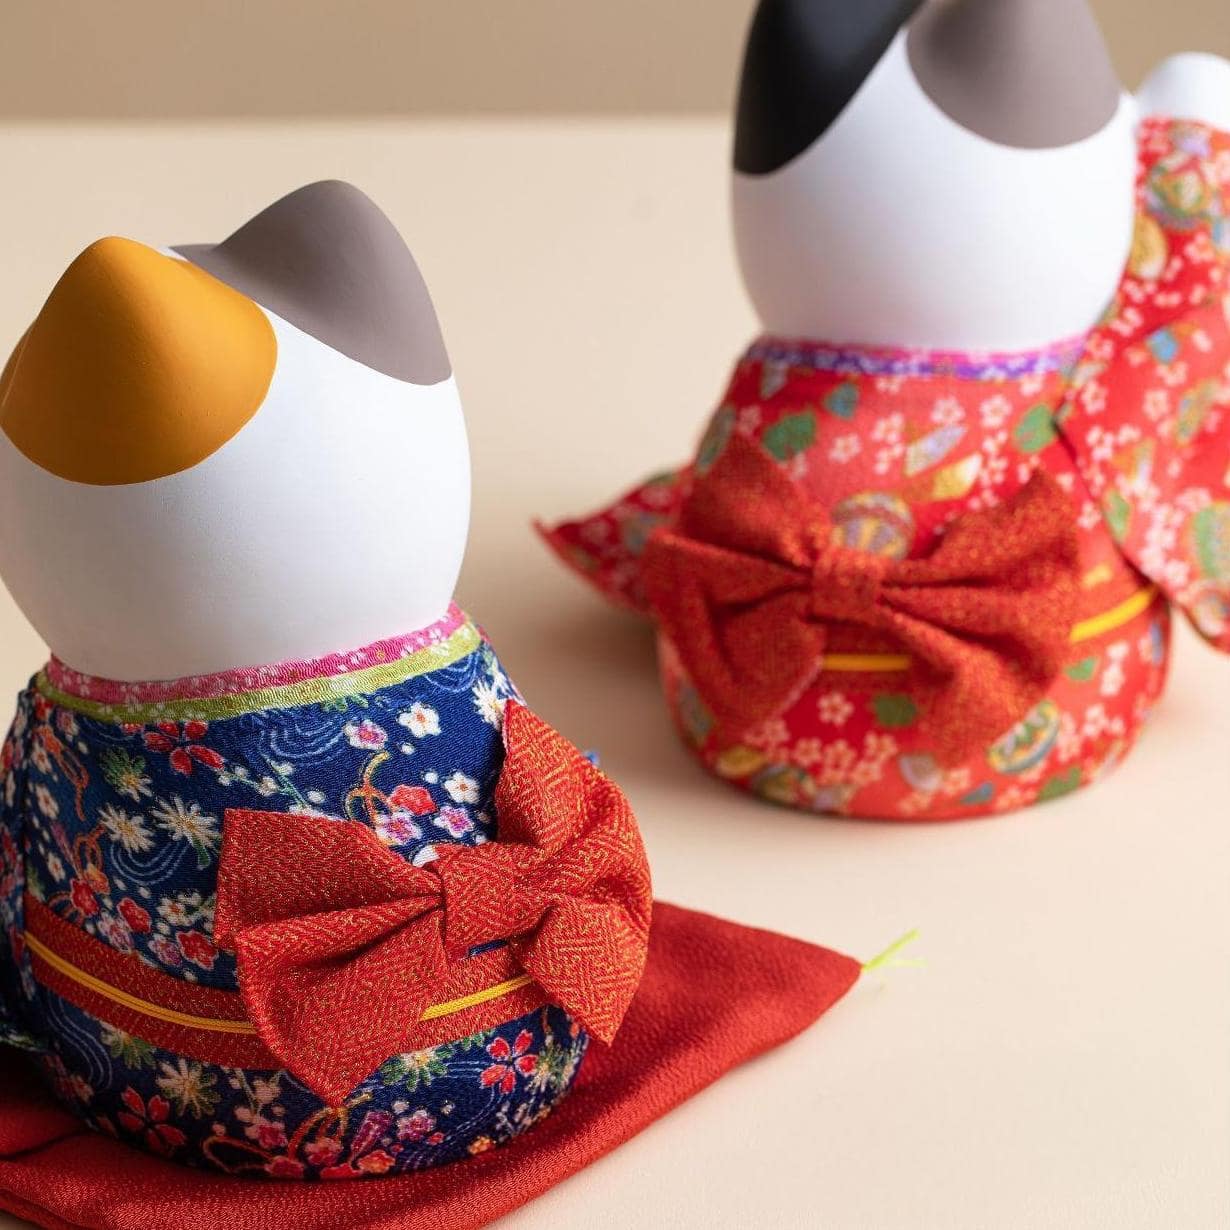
[734,0,924,176]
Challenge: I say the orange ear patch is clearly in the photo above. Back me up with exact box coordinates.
[0,237,276,485]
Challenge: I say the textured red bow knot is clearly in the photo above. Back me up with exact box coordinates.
[215,702,652,1104]
[641,433,1082,763]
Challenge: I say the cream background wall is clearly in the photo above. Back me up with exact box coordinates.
[1,3,1228,1227]
[0,0,1226,118]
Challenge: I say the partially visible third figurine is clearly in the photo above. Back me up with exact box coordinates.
[542,0,1230,820]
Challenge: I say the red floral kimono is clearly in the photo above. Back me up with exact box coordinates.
[541,118,1230,820]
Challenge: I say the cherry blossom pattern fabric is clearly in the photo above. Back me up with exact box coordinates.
[541,119,1229,820]
[0,610,651,1177]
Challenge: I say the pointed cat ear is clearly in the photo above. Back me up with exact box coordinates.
[1137,53,1230,131]
[0,237,276,485]
[907,0,1122,149]
[175,180,451,385]
[733,0,924,175]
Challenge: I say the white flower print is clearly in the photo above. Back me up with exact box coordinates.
[398,704,441,739]
[158,896,193,927]
[816,692,854,725]
[156,1058,217,1118]
[376,812,423,847]
[29,741,53,776]
[931,396,965,427]
[345,719,388,751]
[1143,388,1171,423]
[1077,500,1103,531]
[1099,642,1131,699]
[33,784,59,820]
[472,681,506,729]
[1080,381,1108,415]
[443,772,480,804]
[45,852,66,883]
[150,796,220,858]
[870,412,904,444]
[433,806,475,839]
[828,433,862,464]
[98,804,154,855]
[978,395,1013,430]
[412,844,439,868]
[157,890,212,929]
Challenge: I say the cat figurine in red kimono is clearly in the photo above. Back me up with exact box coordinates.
[541,0,1230,820]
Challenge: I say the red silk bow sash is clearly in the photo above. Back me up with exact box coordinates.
[215,702,652,1104]
[641,433,1081,763]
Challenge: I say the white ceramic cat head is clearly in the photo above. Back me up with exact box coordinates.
[0,182,470,682]
[730,0,1230,354]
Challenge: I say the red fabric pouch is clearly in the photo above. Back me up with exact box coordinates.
[0,902,860,1230]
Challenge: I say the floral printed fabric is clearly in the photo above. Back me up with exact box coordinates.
[541,118,1230,820]
[0,615,590,1177]
[0,692,34,1051]
[1059,119,1230,649]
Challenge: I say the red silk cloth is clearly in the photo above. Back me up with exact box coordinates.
[0,903,861,1230]
[215,702,652,1104]
[641,433,1080,764]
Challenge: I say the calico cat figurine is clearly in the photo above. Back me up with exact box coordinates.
[541,0,1230,820]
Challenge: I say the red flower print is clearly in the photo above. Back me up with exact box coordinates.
[252,1117,288,1150]
[320,1164,363,1181]
[69,879,100,917]
[143,721,225,776]
[116,1088,187,1157]
[83,864,110,895]
[118,897,152,933]
[388,784,436,816]
[304,1136,344,1168]
[175,929,218,971]
[0,831,17,896]
[396,1108,437,1142]
[266,1158,305,1179]
[356,1149,396,1175]
[480,1029,537,1095]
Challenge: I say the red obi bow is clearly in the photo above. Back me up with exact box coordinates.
[641,433,1081,763]
[215,702,652,1104]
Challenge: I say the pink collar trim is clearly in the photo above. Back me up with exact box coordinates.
[44,604,469,706]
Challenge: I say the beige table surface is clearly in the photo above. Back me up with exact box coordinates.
[1,119,1228,1230]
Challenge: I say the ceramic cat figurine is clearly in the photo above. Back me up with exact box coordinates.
[0,183,653,1176]
[542,0,1230,820]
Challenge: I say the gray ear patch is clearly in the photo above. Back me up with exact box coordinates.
[906,0,1121,150]
[176,180,451,385]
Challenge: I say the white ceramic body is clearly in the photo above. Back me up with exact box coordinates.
[0,282,471,682]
